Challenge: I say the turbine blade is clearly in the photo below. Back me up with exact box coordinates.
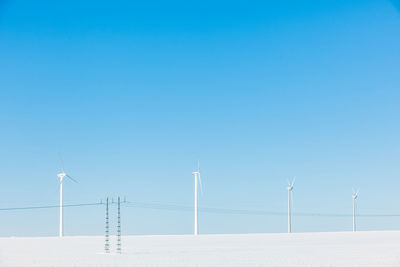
[291,176,296,187]
[66,174,78,183]
[356,188,360,196]
[198,160,200,173]
[352,188,355,194]
[198,173,203,195]
[355,196,357,213]
[59,154,65,173]
[291,190,294,211]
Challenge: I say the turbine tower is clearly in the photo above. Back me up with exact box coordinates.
[287,177,295,233]
[352,188,359,232]
[57,157,77,237]
[192,161,203,236]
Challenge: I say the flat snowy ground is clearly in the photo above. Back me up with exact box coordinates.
[0,231,399,267]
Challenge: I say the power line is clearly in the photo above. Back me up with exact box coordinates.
[124,201,400,217]
[0,202,103,211]
[2,200,400,218]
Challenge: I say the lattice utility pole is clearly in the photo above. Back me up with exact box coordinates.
[117,196,121,254]
[103,195,125,254]
[105,197,110,253]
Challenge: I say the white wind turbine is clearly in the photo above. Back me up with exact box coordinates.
[57,157,77,237]
[192,161,203,236]
[352,188,359,232]
[287,177,295,233]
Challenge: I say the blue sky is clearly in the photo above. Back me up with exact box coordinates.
[0,0,399,236]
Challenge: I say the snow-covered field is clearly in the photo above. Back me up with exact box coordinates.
[0,231,399,267]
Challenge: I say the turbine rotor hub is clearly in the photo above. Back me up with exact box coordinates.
[57,173,66,179]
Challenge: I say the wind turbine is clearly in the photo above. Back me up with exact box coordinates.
[57,157,77,237]
[352,188,359,232]
[192,161,203,236]
[287,177,295,233]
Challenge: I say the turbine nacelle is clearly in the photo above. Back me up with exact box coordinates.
[287,177,296,191]
[57,172,66,180]
[352,188,359,199]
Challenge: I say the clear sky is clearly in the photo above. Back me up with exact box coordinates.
[0,0,399,236]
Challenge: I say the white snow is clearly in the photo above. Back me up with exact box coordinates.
[0,231,399,267]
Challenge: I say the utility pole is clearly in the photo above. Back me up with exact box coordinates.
[117,196,121,254]
[105,197,110,253]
